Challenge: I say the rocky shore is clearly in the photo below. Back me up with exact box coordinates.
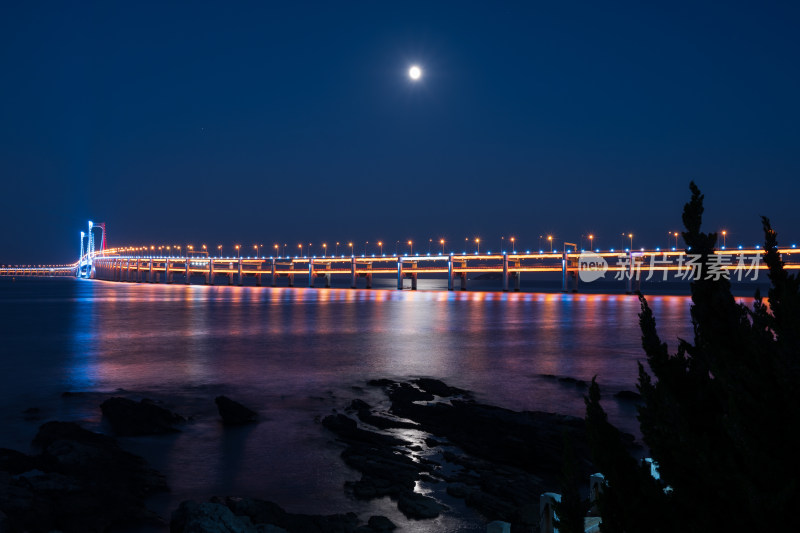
[0,379,637,532]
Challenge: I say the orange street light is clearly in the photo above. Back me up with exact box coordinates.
[721,230,727,247]
[440,238,445,254]
[322,243,327,257]
[378,241,383,255]
[235,244,240,258]
[475,238,480,254]
[548,235,553,252]
[408,240,413,255]
[510,236,516,253]
[218,245,222,257]
[348,242,353,256]
[588,234,594,251]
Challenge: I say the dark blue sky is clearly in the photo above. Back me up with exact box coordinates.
[2,1,799,263]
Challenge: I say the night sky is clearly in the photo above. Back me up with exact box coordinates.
[2,1,799,264]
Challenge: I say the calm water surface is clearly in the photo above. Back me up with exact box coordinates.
[0,277,708,531]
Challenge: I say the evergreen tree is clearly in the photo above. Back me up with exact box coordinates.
[586,182,800,532]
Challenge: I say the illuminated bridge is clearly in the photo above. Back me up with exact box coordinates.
[2,222,800,293]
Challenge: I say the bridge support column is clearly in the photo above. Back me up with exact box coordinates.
[256,262,262,287]
[308,259,315,288]
[148,259,153,282]
[514,260,521,292]
[185,258,190,284]
[460,271,467,291]
[448,254,454,291]
[271,258,277,287]
[397,258,403,290]
[503,253,509,292]
[410,262,417,290]
[126,259,131,282]
[166,259,173,283]
[351,257,357,288]
[208,259,214,285]
[366,263,372,289]
[238,259,243,286]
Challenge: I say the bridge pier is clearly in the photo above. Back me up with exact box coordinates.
[271,259,277,287]
[185,259,190,284]
[148,259,154,282]
[365,263,373,289]
[397,258,403,289]
[256,262,262,287]
[562,248,578,293]
[207,259,214,285]
[503,253,509,292]
[308,259,315,288]
[166,259,173,283]
[351,257,357,288]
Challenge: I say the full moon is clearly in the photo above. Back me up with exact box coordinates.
[408,65,422,80]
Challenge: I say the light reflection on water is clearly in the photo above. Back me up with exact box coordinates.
[1,278,706,531]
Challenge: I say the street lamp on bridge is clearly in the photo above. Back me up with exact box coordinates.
[408,240,413,255]
[440,239,445,255]
[235,244,240,258]
[378,241,383,255]
[475,238,480,254]
[548,235,553,253]
[322,243,327,257]
[218,245,222,257]
[510,237,516,253]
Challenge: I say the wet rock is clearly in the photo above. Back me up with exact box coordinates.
[412,378,470,398]
[614,390,642,401]
[0,449,38,475]
[321,414,407,447]
[170,500,257,533]
[367,515,396,531]
[184,496,363,532]
[215,396,258,426]
[0,421,167,533]
[557,376,588,388]
[397,492,445,519]
[346,399,371,412]
[100,396,185,436]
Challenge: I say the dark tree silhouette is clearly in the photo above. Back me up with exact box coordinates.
[585,182,800,532]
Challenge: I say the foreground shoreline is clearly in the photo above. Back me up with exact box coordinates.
[0,378,642,532]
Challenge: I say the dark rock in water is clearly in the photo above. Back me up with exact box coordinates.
[0,448,38,475]
[322,414,407,447]
[173,496,374,532]
[614,390,642,401]
[385,382,434,404]
[0,421,167,533]
[100,396,185,436]
[412,378,470,398]
[366,378,395,388]
[557,376,588,388]
[170,500,263,532]
[397,492,446,519]
[215,396,258,426]
[346,399,371,412]
[367,515,396,531]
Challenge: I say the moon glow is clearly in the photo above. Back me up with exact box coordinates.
[408,65,422,80]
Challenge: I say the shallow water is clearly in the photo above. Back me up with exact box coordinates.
[0,277,713,531]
